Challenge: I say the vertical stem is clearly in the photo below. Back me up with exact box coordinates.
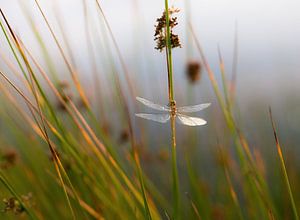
[165,45,172,101]
[171,116,179,219]
[164,1,179,219]
[164,0,174,102]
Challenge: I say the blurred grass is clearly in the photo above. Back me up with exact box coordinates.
[0,0,299,219]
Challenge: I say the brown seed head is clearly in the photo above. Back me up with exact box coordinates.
[157,149,169,162]
[57,80,70,89]
[102,122,111,136]
[186,60,202,83]
[154,7,182,51]
[2,197,24,215]
[56,81,73,111]
[0,149,18,169]
[119,129,129,144]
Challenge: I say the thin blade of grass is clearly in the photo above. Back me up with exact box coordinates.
[0,171,39,220]
[190,22,276,218]
[269,107,299,220]
[164,1,180,219]
[33,0,90,108]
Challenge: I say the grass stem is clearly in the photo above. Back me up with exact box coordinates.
[171,116,179,219]
[164,1,180,218]
[269,108,299,220]
[165,0,175,102]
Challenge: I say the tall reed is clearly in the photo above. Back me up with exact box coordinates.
[164,1,180,219]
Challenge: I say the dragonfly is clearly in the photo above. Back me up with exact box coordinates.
[135,97,210,126]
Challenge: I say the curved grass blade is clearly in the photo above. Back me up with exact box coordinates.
[0,171,38,220]
[269,107,299,220]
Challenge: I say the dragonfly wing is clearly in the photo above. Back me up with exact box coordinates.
[176,114,207,126]
[135,113,170,123]
[177,103,211,113]
[136,97,170,111]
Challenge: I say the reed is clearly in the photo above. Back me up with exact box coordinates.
[269,108,299,220]
[164,1,179,219]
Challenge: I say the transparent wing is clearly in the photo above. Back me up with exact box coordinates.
[136,97,170,112]
[135,113,170,123]
[176,114,207,126]
[177,103,211,113]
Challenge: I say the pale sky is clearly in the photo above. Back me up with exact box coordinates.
[1,0,300,103]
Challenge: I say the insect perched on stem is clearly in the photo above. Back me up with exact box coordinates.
[135,97,210,126]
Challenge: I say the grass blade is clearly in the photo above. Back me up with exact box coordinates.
[269,107,299,220]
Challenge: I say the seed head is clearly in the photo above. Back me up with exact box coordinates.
[102,122,111,136]
[119,128,129,144]
[2,197,24,215]
[56,81,73,111]
[2,193,34,215]
[157,149,169,162]
[0,149,18,169]
[186,60,202,83]
[154,7,182,52]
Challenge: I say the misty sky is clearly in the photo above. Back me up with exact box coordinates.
[1,0,300,103]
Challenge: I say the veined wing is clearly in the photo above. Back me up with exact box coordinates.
[136,97,170,112]
[177,103,211,113]
[176,114,207,126]
[135,113,170,123]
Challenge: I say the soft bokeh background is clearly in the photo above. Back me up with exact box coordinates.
[0,0,300,219]
[1,0,300,158]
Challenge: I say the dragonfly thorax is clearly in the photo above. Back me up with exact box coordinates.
[169,100,177,115]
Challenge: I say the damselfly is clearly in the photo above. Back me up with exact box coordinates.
[135,97,210,126]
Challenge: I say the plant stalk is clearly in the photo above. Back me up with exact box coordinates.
[164,0,180,219]
[269,108,299,220]
[165,0,175,102]
[171,115,179,219]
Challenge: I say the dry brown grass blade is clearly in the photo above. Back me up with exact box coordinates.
[0,68,76,219]
[217,145,243,219]
[94,0,136,99]
[185,192,202,220]
[0,50,29,85]
[81,0,105,121]
[189,21,276,217]
[14,37,112,160]
[0,82,45,139]
[47,171,104,220]
[3,41,146,214]
[269,107,299,220]
[33,0,90,109]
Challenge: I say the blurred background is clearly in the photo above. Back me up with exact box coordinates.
[1,0,300,175]
[0,1,300,218]
[2,0,299,143]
